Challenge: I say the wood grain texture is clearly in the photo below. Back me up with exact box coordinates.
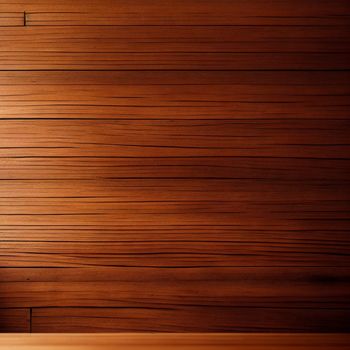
[0,6,349,69]
[0,12,24,26]
[0,309,30,332]
[1,230,349,266]
[3,26,350,52]
[0,334,349,350]
[1,52,350,70]
[1,77,350,118]
[2,0,350,25]
[0,0,350,333]
[1,119,349,155]
[1,71,349,85]
[1,268,349,311]
[31,308,350,332]
[0,198,349,227]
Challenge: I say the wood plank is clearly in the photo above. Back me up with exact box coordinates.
[31,307,350,332]
[1,226,349,266]
[1,176,347,268]
[0,15,348,69]
[1,83,350,119]
[0,225,348,244]
[0,225,349,266]
[0,267,349,308]
[1,177,347,267]
[2,0,350,26]
[2,26,350,53]
[2,267,348,282]
[0,12,24,26]
[0,334,349,350]
[1,71,349,85]
[1,157,349,180]
[0,187,349,227]
[0,309,30,332]
[0,120,349,157]
[1,179,347,200]
[0,51,349,70]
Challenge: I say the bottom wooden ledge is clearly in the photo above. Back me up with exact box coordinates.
[0,333,349,349]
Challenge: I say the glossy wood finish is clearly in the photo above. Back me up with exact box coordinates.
[0,0,350,333]
[1,334,350,350]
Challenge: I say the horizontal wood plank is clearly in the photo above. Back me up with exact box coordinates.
[1,333,350,350]
[0,267,349,308]
[1,227,349,266]
[0,202,348,226]
[1,179,347,200]
[0,225,348,244]
[1,71,350,85]
[0,52,349,70]
[2,267,348,282]
[0,309,30,332]
[1,177,348,267]
[2,26,350,53]
[1,82,350,119]
[2,0,350,26]
[1,157,349,180]
[0,120,349,158]
[0,12,24,26]
[31,307,350,332]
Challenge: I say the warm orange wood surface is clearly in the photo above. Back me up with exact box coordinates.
[0,0,350,333]
[0,334,350,350]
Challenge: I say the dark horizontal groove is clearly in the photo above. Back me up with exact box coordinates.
[0,178,347,182]
[1,155,349,160]
[23,24,348,27]
[0,226,346,230]
[2,238,349,244]
[0,69,350,72]
[23,307,350,316]
[11,196,337,200]
[0,178,348,182]
[26,304,350,310]
[0,252,287,256]
[0,177,348,182]
[0,266,73,269]
[0,199,326,203]
[0,213,103,216]
[5,51,350,54]
[1,117,350,121]
[31,306,178,311]
[0,147,73,149]
[0,223,335,226]
[1,265,349,269]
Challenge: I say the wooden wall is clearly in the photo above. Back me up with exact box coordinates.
[0,0,349,332]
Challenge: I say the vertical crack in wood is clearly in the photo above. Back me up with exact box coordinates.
[23,11,27,26]
[29,307,32,333]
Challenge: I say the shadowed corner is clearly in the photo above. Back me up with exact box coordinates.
[0,264,31,332]
[0,307,30,333]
